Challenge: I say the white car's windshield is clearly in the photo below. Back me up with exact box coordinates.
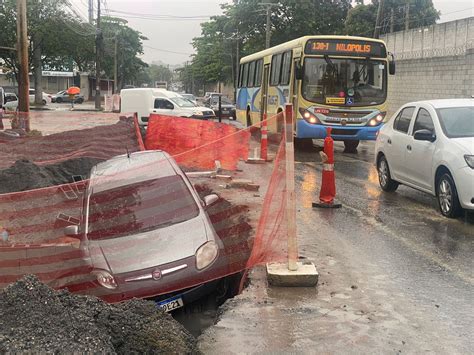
[87,175,199,240]
[437,107,474,138]
[172,97,196,108]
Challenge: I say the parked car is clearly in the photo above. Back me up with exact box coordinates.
[5,92,18,103]
[180,93,197,106]
[204,95,236,120]
[28,89,51,105]
[64,150,229,309]
[51,90,85,104]
[375,99,474,218]
[120,88,215,125]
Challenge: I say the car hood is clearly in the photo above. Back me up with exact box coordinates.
[451,137,474,155]
[88,215,209,275]
[193,106,213,112]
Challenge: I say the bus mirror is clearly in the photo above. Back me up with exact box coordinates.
[388,53,396,75]
[389,61,396,75]
[295,62,303,80]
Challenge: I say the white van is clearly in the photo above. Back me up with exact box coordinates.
[120,88,215,125]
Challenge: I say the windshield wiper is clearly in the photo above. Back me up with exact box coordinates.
[324,55,338,76]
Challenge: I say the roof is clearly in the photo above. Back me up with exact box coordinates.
[90,150,178,194]
[414,99,474,109]
[240,35,388,63]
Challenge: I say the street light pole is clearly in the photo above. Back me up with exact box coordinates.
[95,0,102,109]
[16,0,29,116]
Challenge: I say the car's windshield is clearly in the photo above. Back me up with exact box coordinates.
[87,175,200,240]
[211,97,232,105]
[171,96,196,107]
[302,57,387,107]
[436,106,474,138]
[182,94,195,101]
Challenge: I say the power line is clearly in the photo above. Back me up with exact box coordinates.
[143,45,193,56]
[107,9,211,20]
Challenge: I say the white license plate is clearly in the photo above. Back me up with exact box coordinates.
[158,296,184,312]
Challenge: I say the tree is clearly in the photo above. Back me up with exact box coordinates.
[345,0,440,37]
[188,0,352,88]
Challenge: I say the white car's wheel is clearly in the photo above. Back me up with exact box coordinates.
[436,173,462,218]
[377,155,399,192]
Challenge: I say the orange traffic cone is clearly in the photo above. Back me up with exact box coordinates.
[313,127,342,209]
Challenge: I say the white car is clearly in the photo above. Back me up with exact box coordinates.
[375,99,474,218]
[29,89,52,105]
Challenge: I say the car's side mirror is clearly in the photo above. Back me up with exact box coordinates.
[414,129,436,142]
[203,194,219,208]
[64,225,80,237]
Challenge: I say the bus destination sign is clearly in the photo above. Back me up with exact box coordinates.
[305,39,386,58]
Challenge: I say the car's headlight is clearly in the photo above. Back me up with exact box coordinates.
[92,270,117,289]
[298,108,321,124]
[464,155,474,169]
[193,111,203,116]
[195,241,219,270]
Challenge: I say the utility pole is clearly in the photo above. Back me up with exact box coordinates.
[88,0,94,24]
[95,0,101,109]
[405,3,410,30]
[235,38,239,102]
[373,0,384,38]
[114,34,118,93]
[390,8,394,33]
[16,0,29,117]
[260,2,277,49]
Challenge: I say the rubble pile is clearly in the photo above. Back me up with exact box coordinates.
[0,276,199,354]
[0,158,103,194]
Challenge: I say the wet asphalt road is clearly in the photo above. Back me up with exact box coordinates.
[295,140,473,352]
[199,139,473,354]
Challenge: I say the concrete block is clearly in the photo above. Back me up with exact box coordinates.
[266,261,319,287]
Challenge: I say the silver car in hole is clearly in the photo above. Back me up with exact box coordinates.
[65,150,226,309]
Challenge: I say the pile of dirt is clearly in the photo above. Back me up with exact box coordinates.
[0,275,199,354]
[0,158,103,194]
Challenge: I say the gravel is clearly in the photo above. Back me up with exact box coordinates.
[0,275,200,354]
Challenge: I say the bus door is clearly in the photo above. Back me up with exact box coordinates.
[260,64,270,123]
[291,58,300,121]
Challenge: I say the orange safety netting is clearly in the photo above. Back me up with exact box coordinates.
[0,111,291,303]
[145,114,250,170]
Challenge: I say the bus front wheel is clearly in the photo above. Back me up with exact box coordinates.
[343,140,359,153]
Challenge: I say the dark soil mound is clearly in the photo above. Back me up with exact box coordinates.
[0,158,102,194]
[0,275,199,354]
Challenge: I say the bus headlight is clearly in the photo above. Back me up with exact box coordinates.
[368,112,386,126]
[298,108,321,125]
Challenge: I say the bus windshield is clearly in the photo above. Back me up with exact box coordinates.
[302,57,387,107]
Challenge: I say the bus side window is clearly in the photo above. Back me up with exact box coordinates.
[280,51,292,85]
[255,59,263,87]
[248,61,256,88]
[238,64,244,88]
[270,54,282,86]
[242,63,249,88]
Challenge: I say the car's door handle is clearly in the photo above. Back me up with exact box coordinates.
[407,145,412,151]
[388,138,392,144]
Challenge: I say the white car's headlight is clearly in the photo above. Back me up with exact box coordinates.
[92,270,117,289]
[195,241,218,270]
[193,111,203,116]
[464,155,474,169]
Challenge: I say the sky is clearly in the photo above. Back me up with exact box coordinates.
[71,0,473,66]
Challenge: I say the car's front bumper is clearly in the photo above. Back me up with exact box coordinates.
[455,166,474,210]
[296,119,382,141]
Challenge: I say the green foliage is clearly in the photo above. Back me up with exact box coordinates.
[186,0,352,90]
[345,0,440,37]
[0,1,147,89]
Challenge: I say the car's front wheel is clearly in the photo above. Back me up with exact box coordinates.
[42,99,47,105]
[436,173,462,218]
[56,97,63,103]
[377,155,399,192]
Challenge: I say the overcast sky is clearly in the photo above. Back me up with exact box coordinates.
[71,0,473,66]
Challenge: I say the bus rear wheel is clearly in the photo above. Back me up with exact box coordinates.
[343,140,359,153]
